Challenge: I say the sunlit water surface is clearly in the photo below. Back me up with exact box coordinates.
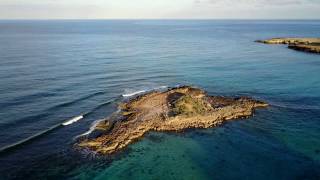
[0,20,320,180]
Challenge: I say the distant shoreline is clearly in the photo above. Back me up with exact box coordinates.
[256,37,320,54]
[0,19,320,21]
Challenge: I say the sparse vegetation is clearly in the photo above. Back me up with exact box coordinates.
[79,86,268,154]
[172,95,211,116]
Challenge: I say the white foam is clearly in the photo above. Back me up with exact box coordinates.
[79,125,95,136]
[62,115,84,126]
[77,119,103,137]
[122,90,146,97]
[122,86,168,98]
[158,86,168,89]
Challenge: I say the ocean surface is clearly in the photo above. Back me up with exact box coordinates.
[0,20,320,180]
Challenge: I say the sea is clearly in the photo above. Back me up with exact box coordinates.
[0,20,320,180]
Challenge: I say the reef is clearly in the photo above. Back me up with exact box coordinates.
[256,38,320,54]
[77,86,268,154]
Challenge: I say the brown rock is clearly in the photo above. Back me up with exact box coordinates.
[77,86,268,154]
[256,37,320,54]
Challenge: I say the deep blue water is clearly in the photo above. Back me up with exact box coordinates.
[0,20,320,180]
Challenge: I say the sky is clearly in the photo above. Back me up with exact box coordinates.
[0,0,319,19]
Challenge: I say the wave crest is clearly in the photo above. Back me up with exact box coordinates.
[122,90,146,97]
[62,115,84,126]
[122,86,167,97]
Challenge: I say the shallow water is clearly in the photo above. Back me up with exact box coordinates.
[0,20,320,179]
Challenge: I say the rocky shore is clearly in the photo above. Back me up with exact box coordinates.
[77,86,268,154]
[256,38,320,54]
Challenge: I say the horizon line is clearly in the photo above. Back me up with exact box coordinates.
[0,18,320,21]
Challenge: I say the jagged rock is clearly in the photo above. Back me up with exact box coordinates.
[77,86,268,154]
[256,38,320,54]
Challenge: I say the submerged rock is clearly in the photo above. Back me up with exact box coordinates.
[77,86,268,154]
[256,38,320,54]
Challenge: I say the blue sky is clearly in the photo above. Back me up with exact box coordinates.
[0,0,319,19]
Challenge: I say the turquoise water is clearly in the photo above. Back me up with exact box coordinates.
[0,20,320,179]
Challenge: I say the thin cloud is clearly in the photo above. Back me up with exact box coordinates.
[195,0,320,6]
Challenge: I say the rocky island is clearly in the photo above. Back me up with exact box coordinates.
[256,38,320,54]
[77,86,268,154]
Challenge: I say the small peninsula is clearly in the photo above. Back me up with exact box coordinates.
[77,86,268,154]
[256,38,320,54]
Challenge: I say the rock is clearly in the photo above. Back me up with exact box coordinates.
[256,37,320,54]
[77,86,268,154]
[288,44,320,54]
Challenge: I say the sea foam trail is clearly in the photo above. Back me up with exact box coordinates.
[122,90,146,97]
[77,119,102,137]
[62,115,84,126]
[0,114,84,154]
[0,98,118,154]
[76,108,122,138]
[122,86,168,98]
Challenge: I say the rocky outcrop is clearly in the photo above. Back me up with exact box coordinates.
[256,38,320,54]
[288,44,320,54]
[77,86,268,154]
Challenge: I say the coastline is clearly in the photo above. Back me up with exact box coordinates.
[77,86,268,154]
[256,38,320,54]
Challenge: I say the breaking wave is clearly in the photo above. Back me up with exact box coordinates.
[122,90,146,97]
[77,119,103,137]
[0,114,85,154]
[62,115,84,126]
[122,86,167,97]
